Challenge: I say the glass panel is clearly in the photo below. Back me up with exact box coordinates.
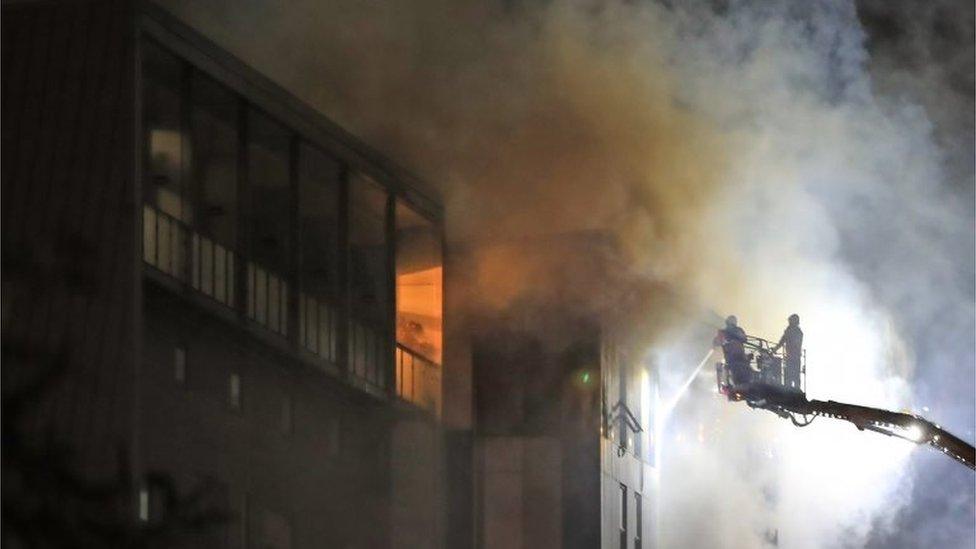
[395,201,442,364]
[189,71,238,250]
[349,174,388,324]
[143,40,184,220]
[298,144,340,362]
[635,493,642,549]
[229,373,241,409]
[248,109,291,271]
[619,483,628,549]
[247,109,291,334]
[174,346,186,384]
[349,174,389,386]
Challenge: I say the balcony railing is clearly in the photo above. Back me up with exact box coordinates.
[143,205,189,282]
[144,205,448,410]
[144,205,446,417]
[299,295,338,364]
[143,205,237,307]
[395,344,441,416]
[246,263,288,336]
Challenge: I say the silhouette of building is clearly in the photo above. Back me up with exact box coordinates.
[3,2,455,547]
[3,2,661,547]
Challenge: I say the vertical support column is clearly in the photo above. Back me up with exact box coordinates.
[234,98,248,317]
[618,346,628,450]
[385,193,397,398]
[179,62,193,285]
[336,165,350,380]
[287,134,301,346]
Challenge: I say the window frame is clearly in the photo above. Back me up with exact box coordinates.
[139,18,444,410]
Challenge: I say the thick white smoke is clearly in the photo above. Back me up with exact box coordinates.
[159,1,973,547]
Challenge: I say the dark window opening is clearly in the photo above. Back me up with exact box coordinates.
[635,492,642,549]
[348,174,389,388]
[174,345,186,385]
[188,70,239,305]
[298,144,341,363]
[619,483,628,549]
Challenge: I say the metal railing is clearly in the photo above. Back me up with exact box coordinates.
[143,205,188,281]
[743,335,806,393]
[299,295,338,364]
[246,263,288,336]
[190,232,236,308]
[349,320,385,390]
[144,204,438,402]
[144,204,237,307]
[395,344,441,415]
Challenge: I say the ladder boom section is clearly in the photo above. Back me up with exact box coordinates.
[799,399,976,470]
[715,336,975,470]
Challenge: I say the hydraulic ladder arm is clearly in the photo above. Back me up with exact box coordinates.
[715,336,975,470]
[773,396,975,469]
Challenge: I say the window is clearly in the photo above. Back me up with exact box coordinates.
[247,109,291,335]
[142,40,186,277]
[189,70,239,306]
[229,373,242,410]
[394,200,442,413]
[619,483,628,549]
[143,40,184,219]
[634,492,642,549]
[138,486,150,522]
[348,174,389,387]
[280,395,293,434]
[174,346,186,385]
[298,144,340,363]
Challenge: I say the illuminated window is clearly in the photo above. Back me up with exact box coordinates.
[394,200,442,414]
[138,486,150,522]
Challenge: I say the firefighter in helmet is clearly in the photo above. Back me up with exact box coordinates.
[773,313,803,390]
[715,315,750,384]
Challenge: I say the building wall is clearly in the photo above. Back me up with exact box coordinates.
[135,6,457,548]
[476,436,563,549]
[600,325,657,549]
[1,0,138,480]
[142,285,391,548]
[390,417,446,548]
[469,295,603,549]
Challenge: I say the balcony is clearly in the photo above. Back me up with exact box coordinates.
[142,204,392,401]
[395,344,441,416]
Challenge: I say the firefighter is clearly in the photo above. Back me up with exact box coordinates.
[715,315,750,385]
[773,314,803,390]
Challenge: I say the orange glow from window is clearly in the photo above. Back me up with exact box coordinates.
[396,266,443,364]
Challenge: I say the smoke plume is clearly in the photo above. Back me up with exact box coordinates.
[159,0,974,547]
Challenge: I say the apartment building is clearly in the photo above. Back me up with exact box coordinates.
[2,2,664,547]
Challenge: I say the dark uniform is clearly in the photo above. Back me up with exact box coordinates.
[777,318,803,390]
[715,319,750,385]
